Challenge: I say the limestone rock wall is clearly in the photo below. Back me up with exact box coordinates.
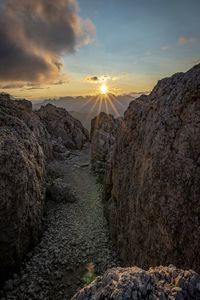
[0,95,47,281]
[104,64,200,271]
[90,112,122,174]
[36,104,89,155]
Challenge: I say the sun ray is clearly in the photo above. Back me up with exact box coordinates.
[109,94,127,110]
[104,94,109,115]
[83,95,101,127]
[106,95,121,117]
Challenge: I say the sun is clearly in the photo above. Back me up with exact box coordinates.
[100,83,108,94]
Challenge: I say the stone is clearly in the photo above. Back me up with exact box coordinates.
[36,104,89,154]
[72,266,200,300]
[0,94,52,160]
[90,112,122,174]
[104,63,200,272]
[0,95,47,283]
[46,178,76,203]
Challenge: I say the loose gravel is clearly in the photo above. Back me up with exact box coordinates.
[0,145,119,300]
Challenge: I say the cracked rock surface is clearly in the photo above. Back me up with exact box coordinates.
[72,265,200,300]
[104,63,200,271]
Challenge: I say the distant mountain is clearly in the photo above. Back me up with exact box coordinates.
[32,93,143,131]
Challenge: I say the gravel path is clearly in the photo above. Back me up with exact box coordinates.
[1,145,119,300]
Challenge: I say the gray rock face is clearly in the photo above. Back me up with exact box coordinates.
[36,104,89,154]
[90,112,122,174]
[72,265,200,300]
[104,64,200,271]
[0,95,47,282]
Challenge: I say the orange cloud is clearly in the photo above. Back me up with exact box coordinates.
[179,36,199,45]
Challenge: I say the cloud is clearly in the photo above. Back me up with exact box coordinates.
[85,75,111,84]
[0,77,69,90]
[0,83,25,89]
[178,36,199,45]
[0,0,95,83]
[161,45,170,51]
[84,74,123,84]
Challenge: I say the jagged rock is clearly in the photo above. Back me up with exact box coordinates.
[90,112,122,174]
[0,95,46,282]
[104,64,200,271]
[46,178,76,203]
[72,265,200,300]
[36,104,89,154]
[0,95,52,160]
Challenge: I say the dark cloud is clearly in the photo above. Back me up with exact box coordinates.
[0,82,25,89]
[85,75,121,84]
[89,76,99,82]
[85,75,110,83]
[0,0,95,82]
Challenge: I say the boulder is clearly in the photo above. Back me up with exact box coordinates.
[90,112,122,174]
[46,178,76,203]
[104,64,200,271]
[0,95,46,282]
[72,265,200,300]
[36,104,89,155]
[0,95,52,160]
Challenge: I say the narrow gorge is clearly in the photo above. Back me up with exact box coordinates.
[0,64,200,300]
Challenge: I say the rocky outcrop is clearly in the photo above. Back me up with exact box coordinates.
[72,265,200,300]
[90,112,122,174]
[46,178,76,203]
[36,104,89,156]
[0,94,52,160]
[0,95,47,282]
[104,64,200,271]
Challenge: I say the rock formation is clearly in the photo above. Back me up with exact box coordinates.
[104,64,200,271]
[0,94,47,282]
[72,265,200,300]
[90,112,122,174]
[46,178,76,203]
[36,104,89,156]
[0,94,52,160]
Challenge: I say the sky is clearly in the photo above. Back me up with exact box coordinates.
[0,0,200,99]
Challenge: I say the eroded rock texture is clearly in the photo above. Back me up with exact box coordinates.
[0,95,47,282]
[104,64,200,271]
[0,94,52,160]
[36,104,89,156]
[90,112,122,174]
[72,265,200,300]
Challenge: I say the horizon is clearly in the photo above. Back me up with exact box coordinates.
[0,0,200,100]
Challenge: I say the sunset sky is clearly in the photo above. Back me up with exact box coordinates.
[0,0,200,100]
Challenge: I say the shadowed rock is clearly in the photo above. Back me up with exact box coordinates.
[0,95,48,282]
[90,112,122,174]
[46,178,76,203]
[36,104,89,155]
[104,64,200,271]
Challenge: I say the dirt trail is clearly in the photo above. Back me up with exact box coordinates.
[1,145,119,300]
